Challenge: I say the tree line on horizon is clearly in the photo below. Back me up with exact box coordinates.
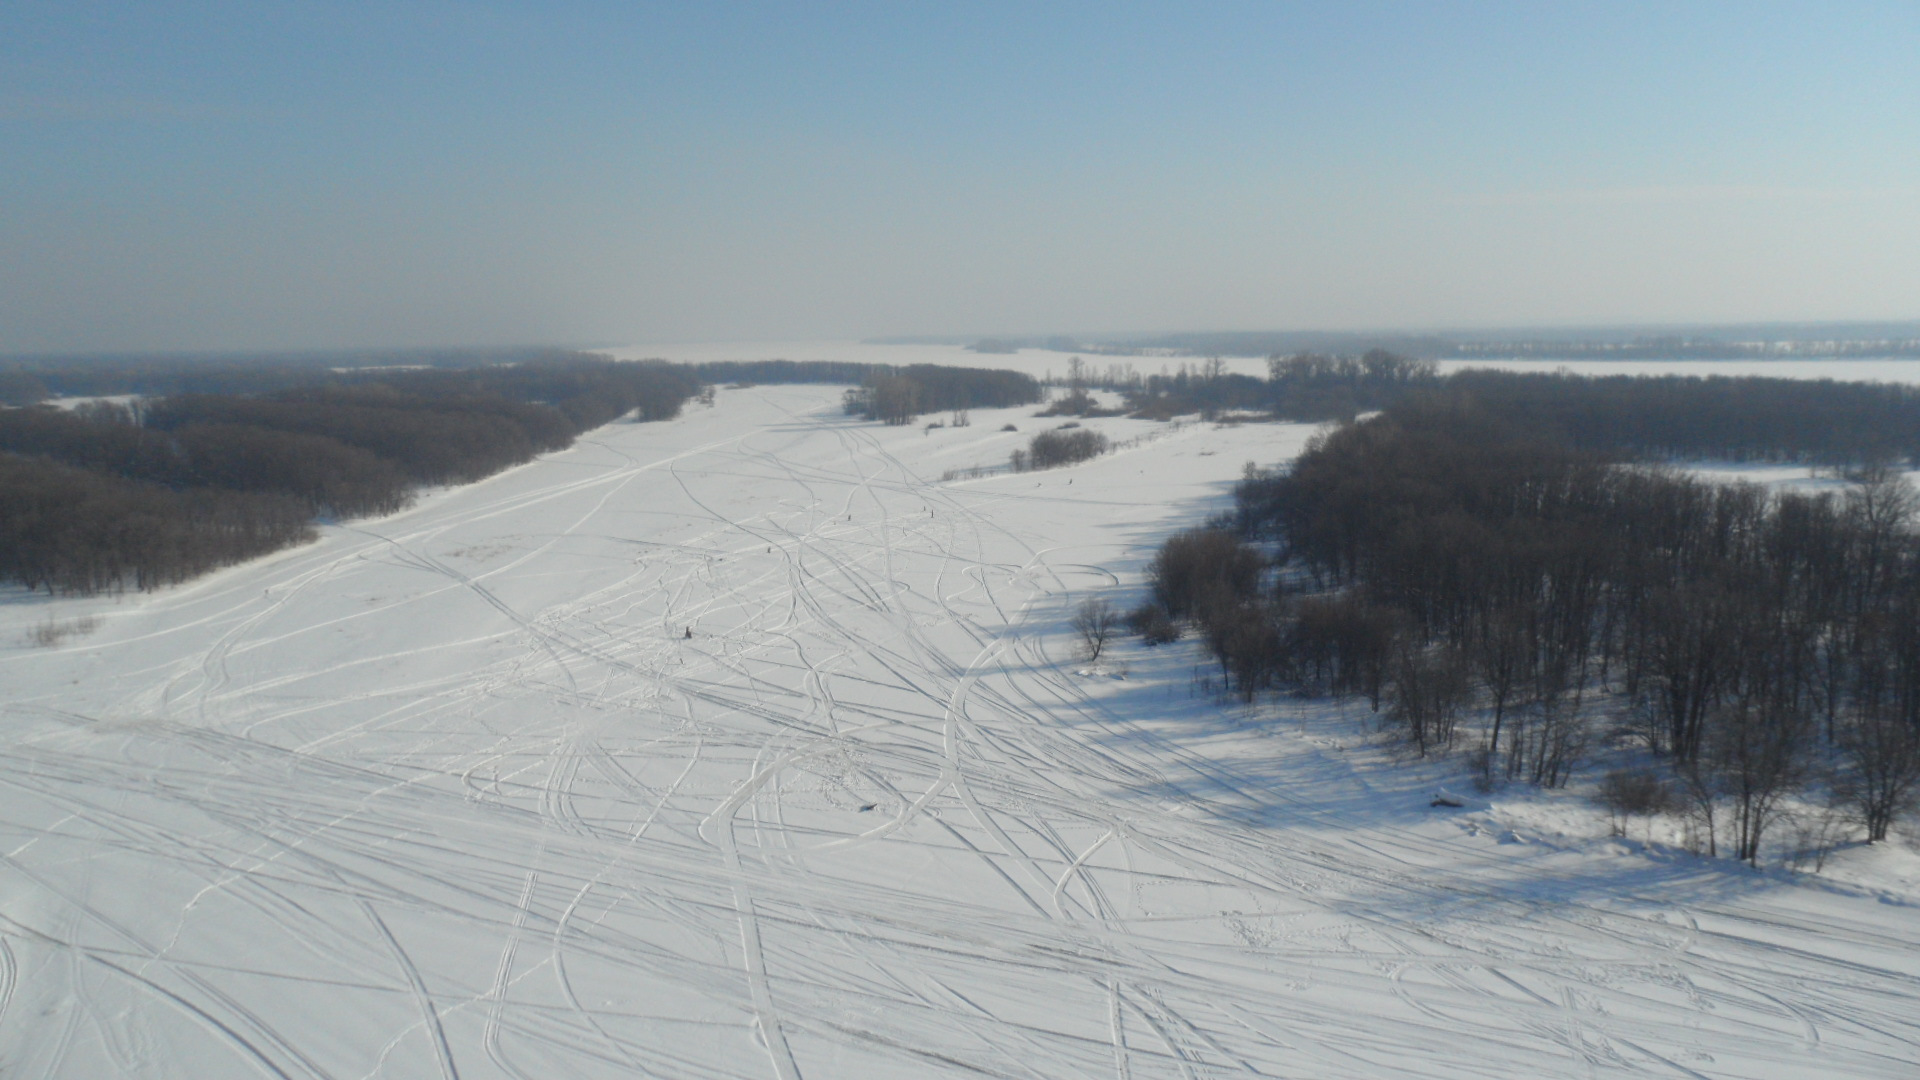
[0,346,588,403]
[949,327,1920,361]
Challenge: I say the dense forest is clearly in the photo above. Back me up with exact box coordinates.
[0,357,701,595]
[0,456,316,596]
[1052,350,1920,467]
[692,360,1039,425]
[832,364,1042,424]
[1132,398,1920,862]
[1443,369,1920,464]
[1036,351,1448,420]
[1011,426,1109,472]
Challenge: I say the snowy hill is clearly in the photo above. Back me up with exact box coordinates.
[2,383,1916,1078]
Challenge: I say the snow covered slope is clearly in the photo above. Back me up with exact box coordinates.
[2,385,1916,1078]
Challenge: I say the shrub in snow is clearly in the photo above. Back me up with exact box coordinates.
[1597,768,1675,836]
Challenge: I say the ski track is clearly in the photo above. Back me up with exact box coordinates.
[1,384,1916,1079]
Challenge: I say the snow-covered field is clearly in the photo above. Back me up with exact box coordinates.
[609,341,1271,382]
[4,383,1919,1078]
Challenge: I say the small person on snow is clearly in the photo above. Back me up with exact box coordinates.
[684,626,693,639]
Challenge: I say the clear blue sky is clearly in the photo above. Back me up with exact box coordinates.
[3,1,1917,351]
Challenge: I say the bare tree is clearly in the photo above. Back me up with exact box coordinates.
[1707,696,1809,866]
[867,374,922,425]
[1597,768,1675,838]
[1836,707,1920,843]
[1474,604,1534,760]
[1389,644,1471,756]
[1072,597,1122,662]
[1843,465,1918,616]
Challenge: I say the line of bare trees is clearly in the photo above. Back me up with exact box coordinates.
[1132,401,1920,862]
[1444,369,1920,465]
[838,364,1042,425]
[1106,351,1920,468]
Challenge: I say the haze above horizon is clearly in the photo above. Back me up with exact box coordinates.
[4,2,1917,352]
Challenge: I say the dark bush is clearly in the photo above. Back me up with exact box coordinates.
[1150,529,1262,620]
[1128,602,1181,645]
[1025,427,1108,470]
[1598,768,1676,819]
[1039,388,1097,416]
[1201,593,1285,701]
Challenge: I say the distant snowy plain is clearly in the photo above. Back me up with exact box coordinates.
[612,338,1920,387]
[3,362,1919,1078]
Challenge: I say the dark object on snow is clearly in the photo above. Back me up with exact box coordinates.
[859,803,877,812]
[684,626,692,639]
[1430,795,1465,808]
[1127,602,1181,646]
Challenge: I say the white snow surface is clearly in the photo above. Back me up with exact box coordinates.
[607,341,1276,381]
[3,384,1918,1079]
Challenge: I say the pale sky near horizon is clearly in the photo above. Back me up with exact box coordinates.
[3,2,1917,353]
